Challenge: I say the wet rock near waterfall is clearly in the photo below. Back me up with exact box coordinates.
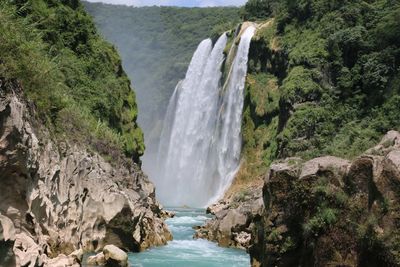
[206,201,229,215]
[103,245,128,267]
[0,80,171,265]
[194,186,263,250]
[161,210,176,219]
[87,245,129,267]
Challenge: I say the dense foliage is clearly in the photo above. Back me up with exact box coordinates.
[239,0,400,181]
[83,2,241,142]
[0,0,144,162]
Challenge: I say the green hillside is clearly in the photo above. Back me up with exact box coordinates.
[0,0,144,162]
[237,0,400,183]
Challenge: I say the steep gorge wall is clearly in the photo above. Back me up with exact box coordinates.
[0,1,174,266]
[199,2,400,263]
[197,130,400,267]
[232,0,400,195]
[249,131,400,267]
[0,80,171,266]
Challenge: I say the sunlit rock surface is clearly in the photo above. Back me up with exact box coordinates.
[0,79,171,266]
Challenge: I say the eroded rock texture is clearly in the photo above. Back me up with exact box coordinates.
[0,80,171,266]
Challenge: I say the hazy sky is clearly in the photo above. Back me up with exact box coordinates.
[85,0,247,7]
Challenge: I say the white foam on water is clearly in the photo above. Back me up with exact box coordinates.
[128,208,249,266]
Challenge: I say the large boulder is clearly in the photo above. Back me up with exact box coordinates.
[87,252,106,266]
[103,245,128,267]
[299,156,350,183]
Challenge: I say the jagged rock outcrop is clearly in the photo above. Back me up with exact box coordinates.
[102,245,128,267]
[86,251,106,266]
[0,79,172,266]
[0,214,16,266]
[249,131,400,267]
[194,185,263,249]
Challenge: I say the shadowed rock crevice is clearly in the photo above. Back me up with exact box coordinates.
[105,206,140,252]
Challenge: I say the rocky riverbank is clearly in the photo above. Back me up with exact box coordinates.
[0,80,171,266]
[198,131,400,267]
[194,186,263,250]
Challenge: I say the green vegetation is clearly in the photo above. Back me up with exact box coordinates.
[242,4,400,260]
[241,0,400,181]
[303,206,338,237]
[259,159,400,266]
[239,1,400,265]
[83,2,241,141]
[0,0,144,162]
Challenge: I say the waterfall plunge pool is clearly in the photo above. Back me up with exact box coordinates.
[129,207,250,267]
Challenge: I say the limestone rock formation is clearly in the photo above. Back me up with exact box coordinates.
[86,251,106,266]
[87,244,128,267]
[0,80,171,266]
[0,213,16,266]
[103,245,128,267]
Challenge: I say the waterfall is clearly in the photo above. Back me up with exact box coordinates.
[154,26,255,207]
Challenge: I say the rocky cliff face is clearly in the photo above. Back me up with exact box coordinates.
[249,131,400,267]
[198,130,400,267]
[0,79,172,266]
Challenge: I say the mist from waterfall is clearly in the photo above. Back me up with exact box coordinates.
[154,26,255,207]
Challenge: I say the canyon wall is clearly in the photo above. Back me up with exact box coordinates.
[0,80,171,266]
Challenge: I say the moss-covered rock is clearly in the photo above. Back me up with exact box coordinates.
[250,131,400,267]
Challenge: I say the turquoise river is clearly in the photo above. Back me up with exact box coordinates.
[129,207,250,267]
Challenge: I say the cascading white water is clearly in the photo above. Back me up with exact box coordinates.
[154,26,255,207]
[210,26,256,204]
